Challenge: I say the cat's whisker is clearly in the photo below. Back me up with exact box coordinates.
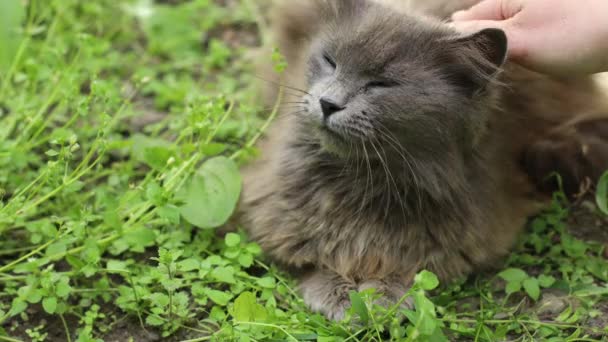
[377,135,420,210]
[358,140,374,222]
[258,104,306,113]
[371,135,408,222]
[353,140,362,191]
[336,140,355,179]
[375,122,424,217]
[369,138,395,221]
[253,74,312,96]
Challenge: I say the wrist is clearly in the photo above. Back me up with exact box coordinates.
[602,27,608,73]
[597,1,608,72]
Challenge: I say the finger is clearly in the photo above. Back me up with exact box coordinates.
[452,0,523,21]
[449,20,506,35]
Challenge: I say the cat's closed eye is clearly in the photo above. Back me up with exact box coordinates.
[323,54,337,69]
[365,80,399,90]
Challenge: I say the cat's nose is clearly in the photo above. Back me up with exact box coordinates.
[319,98,345,119]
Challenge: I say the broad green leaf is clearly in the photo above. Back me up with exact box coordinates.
[211,266,236,284]
[561,234,588,257]
[505,281,521,295]
[145,182,163,204]
[201,143,226,156]
[161,279,181,292]
[143,146,173,170]
[523,278,540,301]
[18,285,41,303]
[414,270,440,291]
[56,280,72,298]
[178,258,200,272]
[210,306,227,321]
[158,204,181,224]
[596,170,608,215]
[9,298,26,316]
[131,134,172,164]
[223,248,240,259]
[206,289,233,306]
[232,291,267,322]
[107,260,129,274]
[246,243,262,255]
[348,291,369,324]
[65,255,85,269]
[0,0,24,73]
[256,277,276,289]
[178,156,242,228]
[428,326,449,342]
[146,315,164,326]
[124,226,156,252]
[538,275,556,288]
[42,297,58,314]
[149,293,170,307]
[26,289,42,303]
[82,239,101,264]
[45,241,67,259]
[412,291,438,335]
[238,253,253,267]
[585,258,608,281]
[413,290,435,315]
[225,233,241,247]
[498,268,527,283]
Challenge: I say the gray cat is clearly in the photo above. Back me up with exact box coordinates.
[241,0,608,320]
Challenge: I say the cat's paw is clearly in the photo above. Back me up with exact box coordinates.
[299,271,413,321]
[523,118,608,197]
[299,270,355,321]
[358,279,413,311]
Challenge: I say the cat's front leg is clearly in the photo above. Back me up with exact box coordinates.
[299,269,357,321]
[300,270,413,321]
[358,278,413,310]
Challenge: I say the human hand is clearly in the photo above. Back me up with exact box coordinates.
[450,0,608,76]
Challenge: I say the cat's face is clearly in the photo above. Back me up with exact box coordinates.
[298,0,507,160]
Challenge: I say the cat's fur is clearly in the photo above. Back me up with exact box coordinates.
[241,0,608,320]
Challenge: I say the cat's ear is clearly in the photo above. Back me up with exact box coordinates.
[444,28,508,95]
[458,28,508,69]
[455,28,508,74]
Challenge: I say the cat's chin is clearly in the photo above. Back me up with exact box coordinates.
[317,127,353,158]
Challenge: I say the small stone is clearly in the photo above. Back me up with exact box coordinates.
[145,330,161,341]
[536,293,568,316]
[493,312,509,320]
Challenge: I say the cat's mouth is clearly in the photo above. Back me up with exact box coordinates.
[318,125,343,139]
[316,124,357,156]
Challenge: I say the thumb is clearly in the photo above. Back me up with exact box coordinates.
[452,0,523,21]
[448,20,506,35]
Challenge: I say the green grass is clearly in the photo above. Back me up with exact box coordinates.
[0,1,607,341]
